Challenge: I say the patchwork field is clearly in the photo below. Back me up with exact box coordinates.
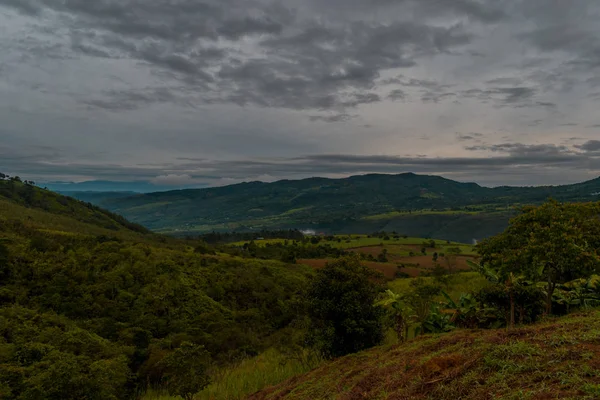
[231,234,477,279]
[276,234,479,278]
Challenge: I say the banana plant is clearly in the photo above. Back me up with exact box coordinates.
[375,289,418,342]
[420,304,454,334]
[468,260,527,329]
[552,276,600,312]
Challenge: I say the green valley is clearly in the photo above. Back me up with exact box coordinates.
[65,173,600,243]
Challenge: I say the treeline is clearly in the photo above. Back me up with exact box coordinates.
[227,240,347,263]
[192,229,305,244]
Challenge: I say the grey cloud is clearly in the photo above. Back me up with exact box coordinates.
[422,92,456,103]
[388,89,407,101]
[486,77,524,85]
[575,140,600,152]
[458,86,546,108]
[456,132,484,141]
[1,0,473,112]
[309,114,356,123]
[4,139,599,188]
[0,0,41,15]
[2,0,600,188]
[464,143,574,159]
[82,88,191,111]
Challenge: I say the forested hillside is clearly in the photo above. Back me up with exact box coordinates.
[69,173,600,242]
[0,178,314,399]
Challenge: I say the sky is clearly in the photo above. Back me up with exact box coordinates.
[1,0,600,189]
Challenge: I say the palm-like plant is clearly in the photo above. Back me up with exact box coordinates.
[375,289,416,342]
[468,260,525,329]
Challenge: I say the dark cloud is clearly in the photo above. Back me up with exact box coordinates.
[575,140,600,152]
[486,77,524,85]
[2,0,600,187]
[388,89,407,101]
[457,86,552,108]
[456,132,484,141]
[309,114,356,123]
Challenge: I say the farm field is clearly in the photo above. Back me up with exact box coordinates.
[233,234,479,278]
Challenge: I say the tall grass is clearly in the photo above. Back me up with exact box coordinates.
[142,348,322,400]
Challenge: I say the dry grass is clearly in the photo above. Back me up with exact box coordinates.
[247,310,600,400]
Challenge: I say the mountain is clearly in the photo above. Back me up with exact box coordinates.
[88,173,600,242]
[43,180,207,193]
[248,309,600,400]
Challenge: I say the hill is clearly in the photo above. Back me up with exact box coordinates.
[248,310,600,400]
[0,177,314,399]
[82,173,600,242]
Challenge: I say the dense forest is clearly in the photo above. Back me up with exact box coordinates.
[0,177,314,399]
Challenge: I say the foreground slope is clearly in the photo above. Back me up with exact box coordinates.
[249,310,600,400]
[83,173,600,241]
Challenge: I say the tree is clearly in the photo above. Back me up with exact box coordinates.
[377,248,388,262]
[468,260,526,329]
[443,247,462,274]
[375,290,414,342]
[477,200,600,314]
[306,255,385,358]
[159,342,211,400]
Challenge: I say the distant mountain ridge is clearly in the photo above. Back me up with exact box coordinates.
[64,173,600,243]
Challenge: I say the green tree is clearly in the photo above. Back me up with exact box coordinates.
[306,255,385,358]
[377,248,388,262]
[477,200,600,314]
[443,247,462,274]
[375,290,414,342]
[159,342,211,400]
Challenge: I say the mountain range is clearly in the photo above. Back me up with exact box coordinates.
[61,173,600,243]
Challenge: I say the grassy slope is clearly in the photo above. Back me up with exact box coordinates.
[248,310,600,400]
[0,180,150,236]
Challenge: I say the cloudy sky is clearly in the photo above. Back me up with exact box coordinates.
[1,0,600,188]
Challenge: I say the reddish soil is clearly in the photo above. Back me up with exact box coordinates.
[297,259,423,278]
[399,255,475,271]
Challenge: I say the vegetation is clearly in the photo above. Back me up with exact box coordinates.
[248,198,600,399]
[0,178,314,399]
[305,256,386,358]
[477,200,600,314]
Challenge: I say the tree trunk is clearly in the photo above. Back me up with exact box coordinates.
[546,276,554,315]
[396,314,405,343]
[509,291,515,329]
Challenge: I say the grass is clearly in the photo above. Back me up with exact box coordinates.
[248,309,600,400]
[142,349,322,400]
[362,210,480,221]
